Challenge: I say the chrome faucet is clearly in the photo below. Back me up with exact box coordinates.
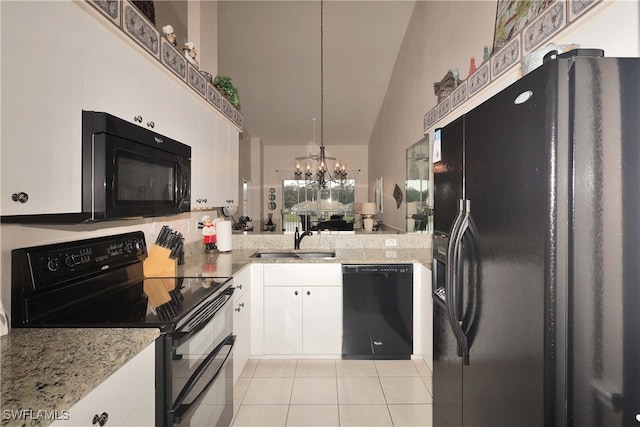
[294,226,313,250]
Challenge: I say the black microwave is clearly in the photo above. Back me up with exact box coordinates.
[82,111,191,221]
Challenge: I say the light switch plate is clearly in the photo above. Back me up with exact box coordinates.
[385,238,398,247]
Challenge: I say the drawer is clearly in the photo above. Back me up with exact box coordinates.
[263,263,342,286]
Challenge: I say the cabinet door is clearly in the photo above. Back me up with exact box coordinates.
[227,127,240,206]
[233,289,251,384]
[1,1,82,216]
[52,342,155,426]
[303,287,342,354]
[212,117,231,207]
[264,287,303,355]
[81,13,178,139]
[81,15,142,129]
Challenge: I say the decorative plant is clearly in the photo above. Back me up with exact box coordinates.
[213,75,241,110]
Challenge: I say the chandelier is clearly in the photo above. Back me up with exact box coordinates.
[293,0,347,189]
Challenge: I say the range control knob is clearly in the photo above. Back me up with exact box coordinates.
[124,242,133,253]
[47,258,60,272]
[65,255,75,268]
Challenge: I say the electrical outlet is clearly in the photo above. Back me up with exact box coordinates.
[385,238,398,247]
[149,221,158,237]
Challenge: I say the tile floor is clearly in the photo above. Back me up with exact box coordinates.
[232,359,433,427]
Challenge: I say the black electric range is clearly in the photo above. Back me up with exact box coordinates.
[10,231,232,331]
[11,231,237,426]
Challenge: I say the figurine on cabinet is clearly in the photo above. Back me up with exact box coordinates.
[162,25,176,46]
[183,42,199,69]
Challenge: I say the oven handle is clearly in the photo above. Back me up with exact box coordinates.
[173,287,234,347]
[172,333,236,424]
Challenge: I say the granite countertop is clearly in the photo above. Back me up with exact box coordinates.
[0,328,159,427]
[179,247,432,277]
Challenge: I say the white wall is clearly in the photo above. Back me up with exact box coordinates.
[369,0,640,231]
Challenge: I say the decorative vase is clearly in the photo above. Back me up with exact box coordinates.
[264,213,276,232]
[364,216,374,232]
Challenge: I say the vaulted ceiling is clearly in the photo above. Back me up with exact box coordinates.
[217,1,416,146]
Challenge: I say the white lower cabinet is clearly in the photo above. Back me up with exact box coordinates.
[262,264,342,356]
[233,265,252,383]
[264,286,341,355]
[52,342,155,427]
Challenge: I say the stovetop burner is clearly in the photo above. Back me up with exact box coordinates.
[11,232,232,331]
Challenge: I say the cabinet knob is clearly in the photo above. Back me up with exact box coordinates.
[237,284,243,290]
[307,291,311,295]
[92,412,108,426]
[134,115,143,123]
[239,303,245,308]
[294,291,299,296]
[11,192,29,203]
[147,121,155,128]
[203,198,207,203]
[235,307,241,312]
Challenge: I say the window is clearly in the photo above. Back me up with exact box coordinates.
[281,179,356,232]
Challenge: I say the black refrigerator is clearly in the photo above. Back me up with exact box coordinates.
[432,50,640,427]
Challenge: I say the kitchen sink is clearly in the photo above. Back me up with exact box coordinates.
[250,251,336,259]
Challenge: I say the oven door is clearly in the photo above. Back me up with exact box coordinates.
[170,287,234,426]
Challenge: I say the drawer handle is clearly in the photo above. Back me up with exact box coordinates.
[92,412,108,426]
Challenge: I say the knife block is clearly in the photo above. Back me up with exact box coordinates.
[143,245,178,278]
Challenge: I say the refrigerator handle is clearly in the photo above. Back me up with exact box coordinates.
[458,204,480,366]
[447,199,469,365]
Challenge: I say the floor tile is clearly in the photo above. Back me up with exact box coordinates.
[242,377,294,404]
[232,404,288,426]
[335,359,377,377]
[295,359,337,377]
[388,404,433,426]
[374,360,420,376]
[337,377,386,404]
[286,405,339,426]
[421,375,433,397]
[253,359,298,377]
[338,404,393,426]
[234,377,251,406]
[232,359,434,427]
[412,358,432,377]
[240,359,259,378]
[379,376,431,404]
[290,377,338,404]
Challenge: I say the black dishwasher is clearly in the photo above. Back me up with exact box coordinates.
[342,264,413,359]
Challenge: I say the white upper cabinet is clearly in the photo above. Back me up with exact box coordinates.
[1,1,83,216]
[81,13,178,140]
[1,0,242,219]
[212,118,240,207]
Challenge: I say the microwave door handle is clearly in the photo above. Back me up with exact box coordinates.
[176,161,188,205]
[172,334,236,423]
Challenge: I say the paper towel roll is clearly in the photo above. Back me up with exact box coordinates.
[216,220,233,252]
